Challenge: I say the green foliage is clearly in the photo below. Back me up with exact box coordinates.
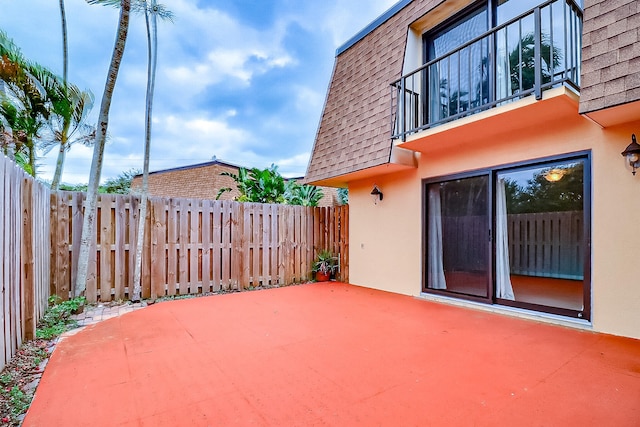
[59,182,88,192]
[337,188,348,205]
[218,165,286,203]
[35,296,85,340]
[101,168,140,194]
[58,168,140,194]
[217,165,324,206]
[1,386,29,417]
[312,250,338,275]
[286,181,324,207]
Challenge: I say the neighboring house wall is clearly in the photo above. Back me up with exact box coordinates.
[579,0,640,114]
[131,161,241,201]
[131,161,340,206]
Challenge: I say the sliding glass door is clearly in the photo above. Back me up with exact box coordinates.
[424,154,590,319]
[426,175,491,300]
[496,159,588,318]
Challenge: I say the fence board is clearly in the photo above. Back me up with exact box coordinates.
[201,200,212,292]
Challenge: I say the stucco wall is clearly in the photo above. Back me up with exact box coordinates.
[348,114,640,339]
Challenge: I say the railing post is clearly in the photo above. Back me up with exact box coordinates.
[534,6,542,100]
[400,77,406,142]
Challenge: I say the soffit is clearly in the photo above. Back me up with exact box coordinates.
[582,100,640,128]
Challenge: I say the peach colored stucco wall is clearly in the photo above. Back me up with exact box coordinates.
[348,115,640,339]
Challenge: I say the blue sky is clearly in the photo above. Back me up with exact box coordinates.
[0,0,397,183]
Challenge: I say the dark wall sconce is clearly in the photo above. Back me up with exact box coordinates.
[621,134,640,176]
[371,185,383,204]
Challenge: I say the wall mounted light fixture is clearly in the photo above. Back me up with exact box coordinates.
[370,185,383,204]
[621,134,640,176]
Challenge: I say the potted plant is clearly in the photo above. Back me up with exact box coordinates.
[312,250,338,282]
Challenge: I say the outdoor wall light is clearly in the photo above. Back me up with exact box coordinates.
[621,134,640,176]
[371,185,383,204]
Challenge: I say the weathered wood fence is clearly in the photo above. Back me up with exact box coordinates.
[50,192,349,303]
[0,156,50,371]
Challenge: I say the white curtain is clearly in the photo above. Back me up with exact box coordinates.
[495,29,514,102]
[427,186,447,290]
[496,178,515,300]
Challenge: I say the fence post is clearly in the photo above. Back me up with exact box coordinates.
[21,178,35,341]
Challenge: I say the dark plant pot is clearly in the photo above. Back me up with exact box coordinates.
[315,271,330,282]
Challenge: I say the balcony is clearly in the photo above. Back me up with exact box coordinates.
[391,0,583,142]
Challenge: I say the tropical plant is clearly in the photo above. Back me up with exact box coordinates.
[44,86,96,188]
[312,250,338,275]
[217,164,288,204]
[285,181,324,207]
[132,0,173,301]
[0,31,52,176]
[75,0,132,298]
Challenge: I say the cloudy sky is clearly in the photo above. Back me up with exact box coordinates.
[0,0,397,184]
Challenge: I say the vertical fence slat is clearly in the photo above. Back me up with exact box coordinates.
[189,199,199,293]
[212,201,222,291]
[150,198,166,299]
[21,178,35,340]
[114,196,126,300]
[201,200,212,293]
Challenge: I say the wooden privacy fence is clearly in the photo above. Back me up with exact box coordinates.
[50,192,349,303]
[0,156,50,371]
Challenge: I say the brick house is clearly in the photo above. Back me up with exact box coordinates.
[131,159,242,201]
[306,0,640,339]
[131,159,341,206]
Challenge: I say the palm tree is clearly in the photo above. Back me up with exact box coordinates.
[0,31,51,175]
[131,0,173,302]
[51,0,88,190]
[75,0,132,298]
[43,85,96,184]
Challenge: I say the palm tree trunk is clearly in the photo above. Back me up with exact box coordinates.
[75,0,131,298]
[132,0,157,302]
[51,140,67,189]
[51,0,69,190]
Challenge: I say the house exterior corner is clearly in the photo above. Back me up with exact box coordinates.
[307,0,640,339]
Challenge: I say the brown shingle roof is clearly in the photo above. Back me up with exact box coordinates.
[305,0,440,184]
[579,0,640,114]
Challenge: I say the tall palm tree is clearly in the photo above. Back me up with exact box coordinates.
[51,0,73,190]
[75,0,132,298]
[132,0,173,302]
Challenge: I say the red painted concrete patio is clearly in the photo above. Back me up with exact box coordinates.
[25,282,640,426]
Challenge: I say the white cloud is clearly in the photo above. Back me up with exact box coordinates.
[1,0,402,184]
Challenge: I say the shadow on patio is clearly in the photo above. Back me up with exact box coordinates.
[25,282,640,426]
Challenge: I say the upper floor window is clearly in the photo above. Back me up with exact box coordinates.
[392,0,583,139]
